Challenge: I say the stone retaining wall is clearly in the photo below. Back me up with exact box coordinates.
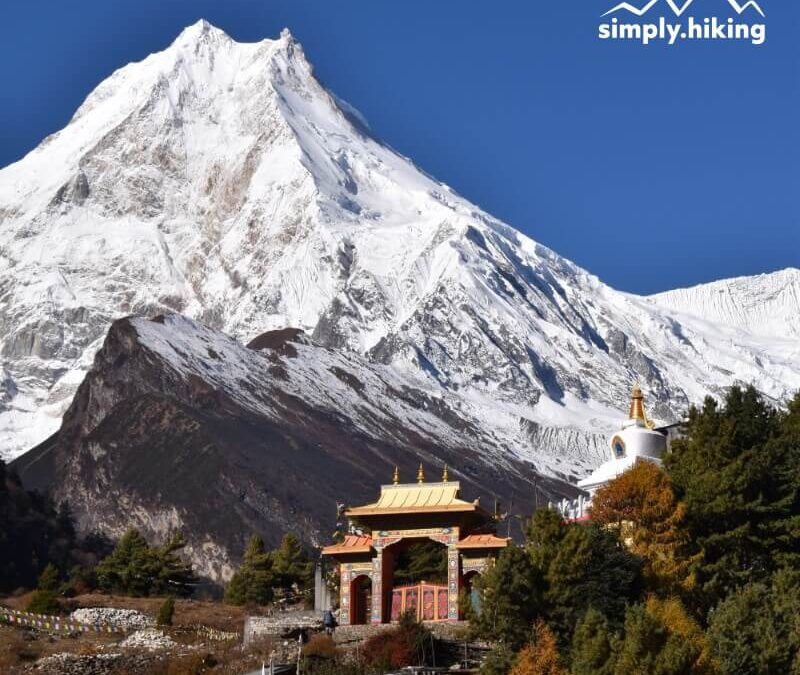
[333,621,471,645]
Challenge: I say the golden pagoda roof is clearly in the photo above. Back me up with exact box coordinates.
[346,481,481,517]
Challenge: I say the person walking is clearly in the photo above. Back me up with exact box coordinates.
[322,608,337,636]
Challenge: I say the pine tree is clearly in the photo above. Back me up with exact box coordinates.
[525,507,568,571]
[474,510,641,651]
[37,563,60,593]
[153,533,196,596]
[96,529,152,595]
[646,596,716,675]
[95,529,194,597]
[708,569,800,675]
[225,534,275,606]
[481,643,516,675]
[472,546,542,650]
[570,608,616,675]
[272,532,312,594]
[544,524,641,645]
[666,386,799,609]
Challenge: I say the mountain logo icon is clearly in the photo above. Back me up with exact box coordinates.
[602,0,765,17]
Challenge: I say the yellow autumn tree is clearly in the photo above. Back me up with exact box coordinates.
[590,461,696,593]
[509,620,565,675]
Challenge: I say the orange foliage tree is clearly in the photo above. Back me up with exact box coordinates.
[509,620,566,675]
[590,461,695,593]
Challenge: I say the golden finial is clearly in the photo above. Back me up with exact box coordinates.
[392,466,400,485]
[417,463,425,483]
[442,465,449,482]
[628,384,655,427]
[628,384,646,422]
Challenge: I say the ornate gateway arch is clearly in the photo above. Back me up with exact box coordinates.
[322,466,509,624]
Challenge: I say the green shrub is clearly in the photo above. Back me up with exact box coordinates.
[27,590,60,615]
[157,595,175,626]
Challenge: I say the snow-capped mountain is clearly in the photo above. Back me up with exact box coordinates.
[1,20,798,470]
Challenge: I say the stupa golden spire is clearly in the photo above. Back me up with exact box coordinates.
[628,385,655,428]
[392,466,400,485]
[628,385,646,422]
[417,463,425,483]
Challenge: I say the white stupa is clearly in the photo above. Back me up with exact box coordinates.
[577,386,668,498]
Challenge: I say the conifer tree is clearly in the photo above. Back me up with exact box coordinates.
[272,532,312,593]
[37,562,60,593]
[481,644,517,675]
[612,600,713,675]
[154,533,195,596]
[473,545,542,650]
[708,569,800,675]
[570,608,616,675]
[666,386,800,609]
[225,534,275,605]
[95,529,194,597]
[544,525,641,645]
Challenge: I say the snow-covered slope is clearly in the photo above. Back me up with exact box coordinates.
[1,21,798,468]
[648,268,800,340]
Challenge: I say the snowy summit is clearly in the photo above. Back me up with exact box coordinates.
[0,21,798,475]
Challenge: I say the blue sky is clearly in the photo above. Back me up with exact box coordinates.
[1,0,797,294]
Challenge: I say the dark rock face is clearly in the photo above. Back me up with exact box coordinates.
[13,314,576,582]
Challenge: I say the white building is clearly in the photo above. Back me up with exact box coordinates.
[554,386,669,520]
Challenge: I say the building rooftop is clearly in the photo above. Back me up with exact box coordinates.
[321,534,373,555]
[346,480,482,517]
[455,533,511,549]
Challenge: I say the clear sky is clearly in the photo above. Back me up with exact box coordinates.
[1,0,797,294]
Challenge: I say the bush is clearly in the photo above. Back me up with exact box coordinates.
[361,612,432,670]
[26,563,63,614]
[157,595,176,626]
[27,589,61,615]
[303,633,339,660]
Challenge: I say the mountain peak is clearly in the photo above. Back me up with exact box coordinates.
[1,23,799,466]
[175,19,232,46]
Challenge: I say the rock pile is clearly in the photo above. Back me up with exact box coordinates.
[119,628,177,651]
[70,608,153,631]
[31,652,123,674]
